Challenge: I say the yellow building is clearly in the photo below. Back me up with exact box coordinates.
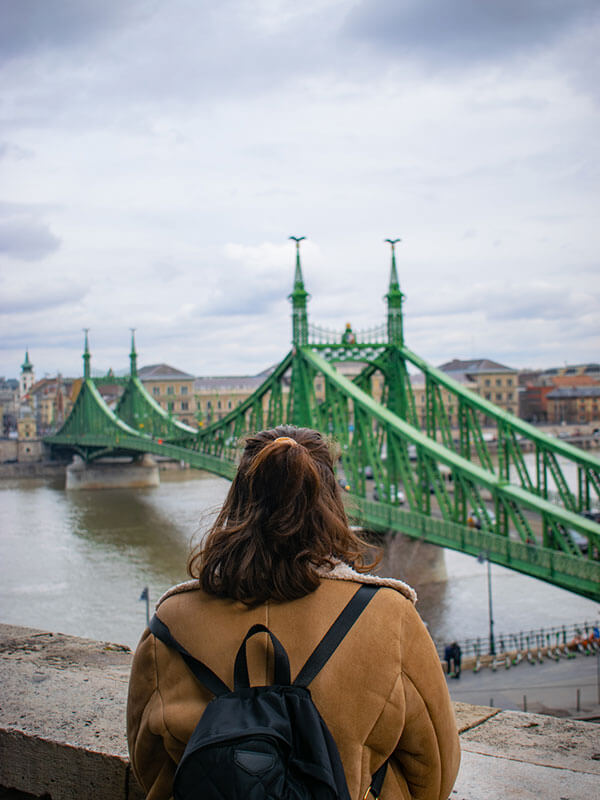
[29,376,75,433]
[194,367,290,426]
[17,414,36,439]
[409,373,468,428]
[438,359,518,422]
[138,364,197,426]
[546,387,600,424]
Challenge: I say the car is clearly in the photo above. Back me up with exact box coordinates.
[467,508,496,530]
[581,510,600,524]
[363,465,374,479]
[567,529,589,555]
[373,486,405,504]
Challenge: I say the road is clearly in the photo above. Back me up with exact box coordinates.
[447,649,600,720]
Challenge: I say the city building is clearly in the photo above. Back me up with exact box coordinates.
[28,376,78,434]
[138,364,197,426]
[19,351,35,399]
[546,386,600,424]
[437,358,518,424]
[194,367,291,426]
[0,377,19,435]
[541,363,600,379]
[17,414,36,440]
[409,372,471,428]
[518,364,600,423]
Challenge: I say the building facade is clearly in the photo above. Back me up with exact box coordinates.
[518,364,600,423]
[28,376,77,434]
[194,367,291,426]
[546,386,600,424]
[138,364,197,426]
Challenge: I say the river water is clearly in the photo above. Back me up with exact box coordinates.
[0,469,598,650]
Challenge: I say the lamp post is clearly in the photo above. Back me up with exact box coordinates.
[478,553,496,655]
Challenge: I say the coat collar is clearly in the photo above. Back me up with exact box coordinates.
[156,561,417,609]
[316,561,417,603]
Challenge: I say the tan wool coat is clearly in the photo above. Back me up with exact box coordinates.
[127,565,460,800]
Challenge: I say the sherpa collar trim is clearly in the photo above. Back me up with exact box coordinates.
[316,561,417,603]
[156,560,417,609]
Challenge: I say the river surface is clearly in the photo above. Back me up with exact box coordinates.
[0,469,598,650]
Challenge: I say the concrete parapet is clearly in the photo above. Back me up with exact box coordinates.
[0,623,598,799]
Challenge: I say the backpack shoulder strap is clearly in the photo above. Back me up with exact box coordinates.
[293,583,379,687]
[149,614,230,697]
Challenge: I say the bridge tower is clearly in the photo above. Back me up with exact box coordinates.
[82,330,91,380]
[289,236,309,346]
[384,238,405,347]
[288,236,314,427]
[129,329,138,377]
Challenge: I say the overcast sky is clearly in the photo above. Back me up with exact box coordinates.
[1,0,599,380]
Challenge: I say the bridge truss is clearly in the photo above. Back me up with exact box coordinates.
[46,240,600,601]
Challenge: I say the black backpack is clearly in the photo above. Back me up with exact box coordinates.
[149,584,387,800]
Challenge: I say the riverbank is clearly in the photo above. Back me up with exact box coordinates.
[0,457,192,481]
[0,460,69,479]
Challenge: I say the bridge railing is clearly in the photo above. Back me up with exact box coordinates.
[307,322,387,345]
[349,495,600,600]
[434,619,600,661]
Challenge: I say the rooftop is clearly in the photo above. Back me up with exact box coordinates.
[438,358,515,375]
[194,375,266,392]
[546,386,600,399]
[137,363,195,381]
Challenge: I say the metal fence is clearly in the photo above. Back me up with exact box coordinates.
[307,323,388,345]
[435,619,600,660]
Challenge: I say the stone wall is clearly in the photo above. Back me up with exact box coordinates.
[0,624,598,799]
[0,439,46,465]
[0,439,18,463]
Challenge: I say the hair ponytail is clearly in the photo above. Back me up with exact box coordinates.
[189,426,378,605]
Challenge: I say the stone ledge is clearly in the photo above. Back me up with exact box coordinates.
[1,623,598,800]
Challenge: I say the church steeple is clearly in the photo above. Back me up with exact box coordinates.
[83,329,91,379]
[288,236,309,346]
[129,329,138,377]
[21,350,33,373]
[19,349,35,398]
[384,238,405,346]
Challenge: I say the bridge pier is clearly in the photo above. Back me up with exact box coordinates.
[65,454,160,490]
[375,531,448,586]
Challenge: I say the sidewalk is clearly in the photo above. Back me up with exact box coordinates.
[447,650,600,719]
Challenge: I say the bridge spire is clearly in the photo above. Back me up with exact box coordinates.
[83,329,91,379]
[129,329,138,377]
[384,238,405,347]
[288,236,309,346]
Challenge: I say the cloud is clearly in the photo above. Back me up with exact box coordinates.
[411,279,598,323]
[0,277,87,315]
[0,142,34,160]
[345,0,600,68]
[0,205,61,261]
[0,0,154,64]
[201,240,317,316]
[0,1,599,381]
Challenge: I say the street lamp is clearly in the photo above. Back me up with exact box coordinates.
[478,552,496,656]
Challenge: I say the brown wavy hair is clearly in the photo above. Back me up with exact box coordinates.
[188,425,378,605]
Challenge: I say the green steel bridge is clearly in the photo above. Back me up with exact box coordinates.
[45,240,600,602]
